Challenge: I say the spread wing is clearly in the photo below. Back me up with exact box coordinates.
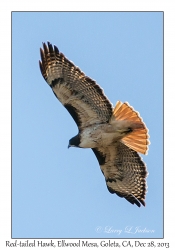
[92,142,148,207]
[39,42,113,130]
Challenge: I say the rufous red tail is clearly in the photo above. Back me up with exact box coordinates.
[111,101,150,154]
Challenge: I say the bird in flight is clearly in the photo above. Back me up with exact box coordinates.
[39,42,150,207]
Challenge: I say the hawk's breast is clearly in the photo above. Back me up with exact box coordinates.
[79,124,123,148]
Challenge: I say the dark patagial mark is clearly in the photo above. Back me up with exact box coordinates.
[92,148,106,166]
[64,104,81,128]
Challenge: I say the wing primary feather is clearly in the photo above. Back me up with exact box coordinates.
[39,42,149,207]
[93,142,148,207]
[39,42,113,129]
[48,41,54,53]
[54,45,59,53]
[43,42,49,54]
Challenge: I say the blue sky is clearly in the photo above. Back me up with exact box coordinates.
[12,12,163,238]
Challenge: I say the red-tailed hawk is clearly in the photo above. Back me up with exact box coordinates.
[39,42,150,207]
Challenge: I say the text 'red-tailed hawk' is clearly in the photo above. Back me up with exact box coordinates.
[39,42,150,207]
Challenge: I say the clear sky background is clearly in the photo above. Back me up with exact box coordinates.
[12,12,163,238]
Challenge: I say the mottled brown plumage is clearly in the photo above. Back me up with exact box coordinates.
[39,42,112,130]
[39,42,150,207]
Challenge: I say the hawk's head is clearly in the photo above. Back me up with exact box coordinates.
[68,134,81,148]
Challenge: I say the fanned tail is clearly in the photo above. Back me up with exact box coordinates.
[111,101,150,155]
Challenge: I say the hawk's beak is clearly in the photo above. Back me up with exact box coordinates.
[68,144,70,149]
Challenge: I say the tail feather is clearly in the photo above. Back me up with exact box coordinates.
[111,101,150,155]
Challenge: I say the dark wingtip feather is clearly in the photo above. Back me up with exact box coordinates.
[42,41,59,54]
[48,41,53,53]
[39,60,42,72]
[54,45,59,53]
[43,42,48,54]
[40,47,45,62]
[140,199,146,206]
[109,189,144,207]
[125,195,141,207]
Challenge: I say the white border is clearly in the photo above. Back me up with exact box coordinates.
[1,0,174,248]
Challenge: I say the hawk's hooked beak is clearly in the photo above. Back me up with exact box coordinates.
[68,144,71,149]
